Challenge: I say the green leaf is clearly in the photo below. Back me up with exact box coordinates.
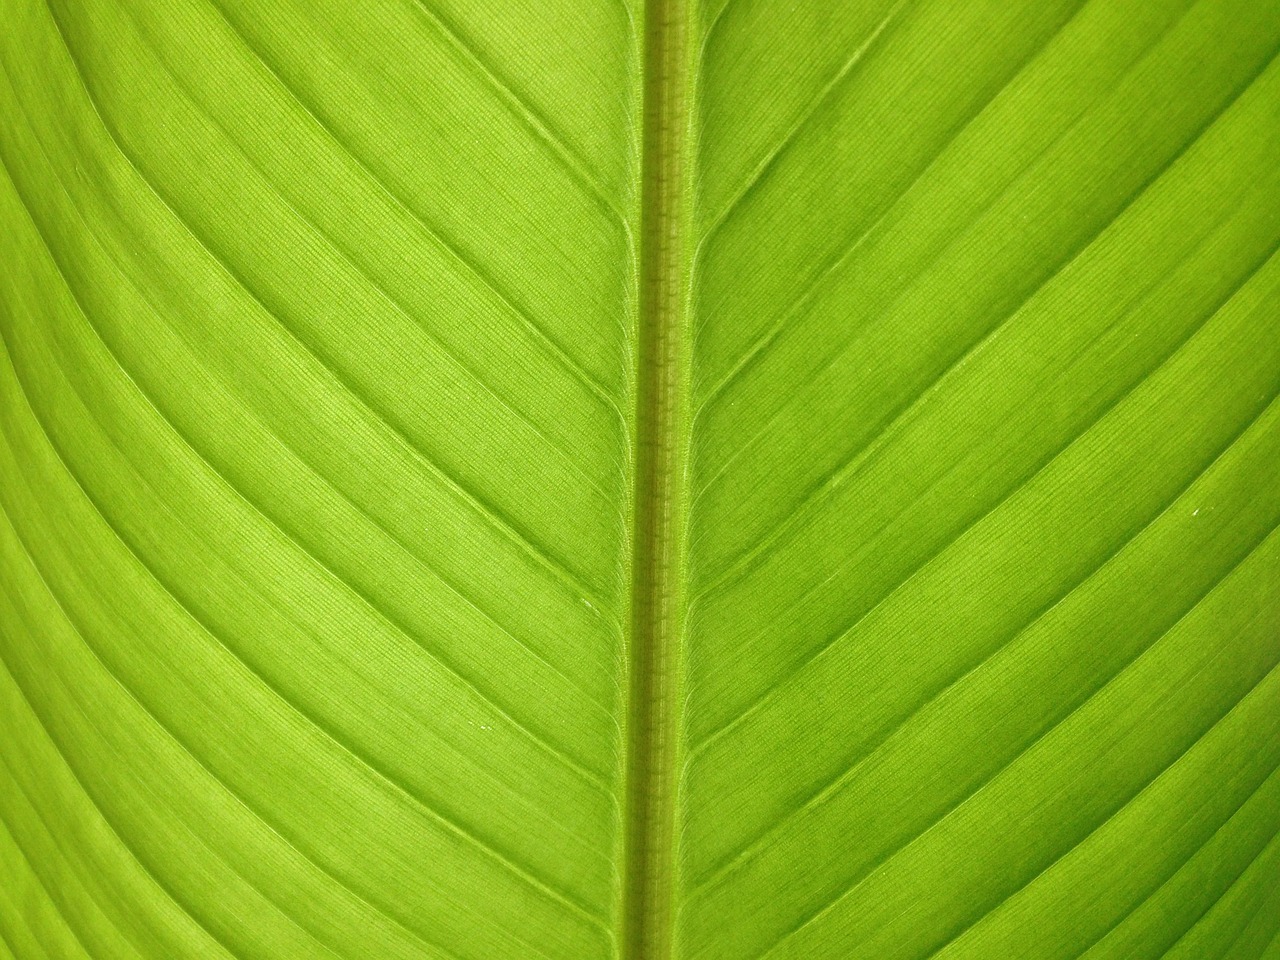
[1,0,1278,958]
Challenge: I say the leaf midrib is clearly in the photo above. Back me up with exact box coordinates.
[625,0,693,957]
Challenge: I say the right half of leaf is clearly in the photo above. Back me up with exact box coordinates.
[679,0,1280,957]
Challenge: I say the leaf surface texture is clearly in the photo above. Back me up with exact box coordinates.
[0,0,1278,958]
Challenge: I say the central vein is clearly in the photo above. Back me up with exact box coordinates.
[625,0,694,956]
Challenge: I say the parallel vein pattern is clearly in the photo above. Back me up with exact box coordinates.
[680,0,1280,956]
[3,0,1280,958]
[0,0,639,957]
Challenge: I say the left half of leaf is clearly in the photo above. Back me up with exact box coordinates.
[0,0,642,957]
